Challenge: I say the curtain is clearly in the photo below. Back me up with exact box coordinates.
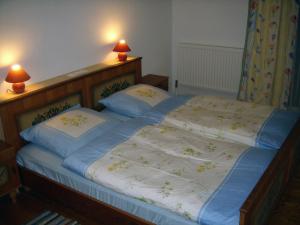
[238,0,299,108]
[288,4,300,108]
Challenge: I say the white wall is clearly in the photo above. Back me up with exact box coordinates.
[172,0,248,47]
[171,0,249,94]
[0,0,249,95]
[0,0,172,93]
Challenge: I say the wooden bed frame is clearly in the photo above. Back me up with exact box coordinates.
[0,56,299,225]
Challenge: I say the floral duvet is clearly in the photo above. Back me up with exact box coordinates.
[63,117,276,225]
[146,95,300,150]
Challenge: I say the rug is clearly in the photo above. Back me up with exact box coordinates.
[24,210,80,225]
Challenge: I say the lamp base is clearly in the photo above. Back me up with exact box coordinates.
[118,52,128,62]
[12,82,25,94]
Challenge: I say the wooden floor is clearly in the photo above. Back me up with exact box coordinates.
[1,166,300,225]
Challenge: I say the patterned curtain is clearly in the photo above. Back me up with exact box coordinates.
[238,0,299,108]
[288,4,300,109]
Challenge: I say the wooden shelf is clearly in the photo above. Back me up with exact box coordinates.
[0,57,141,106]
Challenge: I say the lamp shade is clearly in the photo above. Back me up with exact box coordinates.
[113,40,131,52]
[5,64,30,83]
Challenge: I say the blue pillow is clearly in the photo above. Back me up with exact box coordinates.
[20,107,120,158]
[100,84,170,117]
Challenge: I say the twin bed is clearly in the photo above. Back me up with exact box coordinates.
[0,57,299,225]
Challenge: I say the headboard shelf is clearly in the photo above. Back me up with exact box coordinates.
[0,56,142,150]
[0,56,141,106]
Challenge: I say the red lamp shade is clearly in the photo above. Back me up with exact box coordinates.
[5,64,31,94]
[113,40,131,61]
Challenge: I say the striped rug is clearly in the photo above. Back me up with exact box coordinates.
[24,210,80,225]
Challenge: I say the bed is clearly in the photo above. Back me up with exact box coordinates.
[17,113,277,225]
[0,56,299,225]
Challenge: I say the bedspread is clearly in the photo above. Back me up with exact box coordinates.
[145,96,300,149]
[63,117,276,225]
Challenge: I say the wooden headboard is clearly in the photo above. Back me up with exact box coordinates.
[0,56,142,151]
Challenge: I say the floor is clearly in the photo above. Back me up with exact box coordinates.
[0,189,99,225]
[0,166,300,225]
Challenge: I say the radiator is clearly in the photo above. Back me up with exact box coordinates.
[175,43,243,94]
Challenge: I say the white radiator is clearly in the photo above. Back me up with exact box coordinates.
[175,43,243,94]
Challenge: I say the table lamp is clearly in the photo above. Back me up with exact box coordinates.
[113,40,131,62]
[5,64,31,94]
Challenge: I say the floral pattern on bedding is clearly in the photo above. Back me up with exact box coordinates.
[126,85,170,106]
[46,110,106,138]
[163,96,273,146]
[86,123,249,221]
[60,114,88,127]
[186,96,273,116]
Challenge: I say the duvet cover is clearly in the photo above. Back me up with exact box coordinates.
[144,95,299,150]
[63,116,276,225]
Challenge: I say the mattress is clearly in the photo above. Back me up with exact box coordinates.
[17,144,197,225]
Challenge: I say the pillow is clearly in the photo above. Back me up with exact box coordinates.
[100,84,170,117]
[20,107,120,158]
